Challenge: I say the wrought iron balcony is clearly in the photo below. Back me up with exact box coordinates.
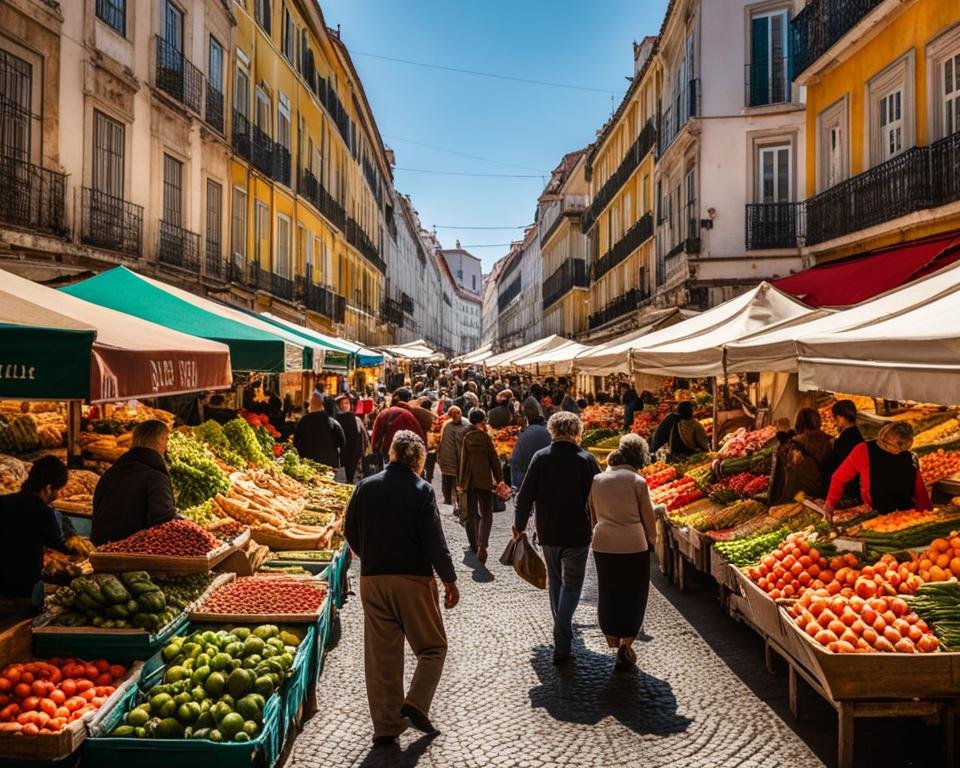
[684,237,701,255]
[543,257,588,310]
[274,145,291,187]
[205,86,224,134]
[790,0,884,79]
[79,187,142,257]
[346,217,386,273]
[155,35,203,114]
[246,261,270,292]
[251,125,275,178]
[401,292,415,314]
[381,297,404,327]
[588,287,648,330]
[232,110,251,160]
[931,129,960,209]
[657,79,700,156]
[298,169,346,231]
[746,202,804,250]
[303,282,346,323]
[270,272,294,301]
[204,238,222,279]
[0,154,66,235]
[498,275,522,312]
[225,258,245,284]
[744,57,793,107]
[582,119,656,233]
[157,219,201,272]
[593,212,654,281]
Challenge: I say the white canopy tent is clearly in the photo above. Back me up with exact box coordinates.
[511,339,594,375]
[452,343,494,365]
[483,335,567,370]
[379,339,444,361]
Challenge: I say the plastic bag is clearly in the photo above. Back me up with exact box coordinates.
[499,532,547,589]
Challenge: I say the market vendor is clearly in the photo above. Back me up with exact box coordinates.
[823,422,931,517]
[0,456,72,605]
[821,399,864,498]
[91,419,179,545]
[656,401,709,457]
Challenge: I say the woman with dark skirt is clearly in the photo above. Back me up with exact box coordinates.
[588,433,657,671]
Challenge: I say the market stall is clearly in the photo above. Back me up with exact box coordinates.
[452,343,494,366]
[482,335,569,371]
[510,339,593,376]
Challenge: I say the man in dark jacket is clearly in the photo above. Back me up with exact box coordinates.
[335,393,369,483]
[370,388,425,460]
[509,397,551,491]
[650,406,681,454]
[293,393,345,471]
[345,430,458,746]
[514,411,600,665]
[487,389,515,429]
[821,399,864,499]
[458,409,503,564]
[622,385,638,431]
[91,420,179,545]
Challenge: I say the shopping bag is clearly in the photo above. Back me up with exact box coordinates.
[499,532,547,589]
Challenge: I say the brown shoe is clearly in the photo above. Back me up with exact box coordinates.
[476,546,487,565]
[400,703,439,735]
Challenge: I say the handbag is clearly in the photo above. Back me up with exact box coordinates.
[499,532,547,589]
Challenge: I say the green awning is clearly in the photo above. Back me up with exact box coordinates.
[0,322,95,400]
[60,267,304,373]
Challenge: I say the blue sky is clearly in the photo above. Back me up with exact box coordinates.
[322,0,669,271]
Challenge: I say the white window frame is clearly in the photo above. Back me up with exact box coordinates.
[756,143,791,203]
[255,86,271,134]
[926,24,960,141]
[277,92,291,150]
[865,50,915,168]
[254,200,269,265]
[816,96,849,193]
[275,213,291,277]
[231,186,247,262]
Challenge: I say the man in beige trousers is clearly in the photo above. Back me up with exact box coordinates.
[345,430,460,748]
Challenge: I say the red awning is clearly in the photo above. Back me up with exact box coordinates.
[774,231,960,307]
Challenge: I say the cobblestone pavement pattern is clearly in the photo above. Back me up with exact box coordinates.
[286,488,825,768]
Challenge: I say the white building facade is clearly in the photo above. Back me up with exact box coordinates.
[495,226,542,351]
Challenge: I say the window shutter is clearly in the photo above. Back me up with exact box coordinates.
[750,17,769,106]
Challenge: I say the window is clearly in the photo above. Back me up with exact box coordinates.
[281,6,295,62]
[943,52,960,136]
[254,201,269,264]
[234,53,250,116]
[231,186,247,262]
[817,97,848,192]
[879,90,903,161]
[254,0,271,35]
[164,1,183,51]
[685,168,697,240]
[276,214,291,277]
[255,87,271,133]
[208,37,223,94]
[277,93,291,149]
[0,48,33,160]
[757,144,790,203]
[96,0,126,36]
[748,9,790,106]
[162,154,183,226]
[927,25,960,140]
[92,110,124,198]
[206,179,222,257]
[867,51,915,167]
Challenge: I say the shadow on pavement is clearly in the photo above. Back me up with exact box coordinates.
[357,733,436,768]
[461,548,495,583]
[528,643,692,736]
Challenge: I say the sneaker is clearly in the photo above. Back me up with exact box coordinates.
[400,703,439,735]
[372,735,398,748]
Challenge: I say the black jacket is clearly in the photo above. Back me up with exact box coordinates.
[345,463,456,583]
[823,425,864,498]
[650,412,679,453]
[91,448,178,546]
[487,404,513,429]
[335,411,364,475]
[293,411,345,468]
[0,491,71,598]
[514,440,601,547]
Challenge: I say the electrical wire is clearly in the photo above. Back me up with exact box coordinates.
[348,49,621,95]
[395,167,544,178]
[384,135,549,173]
[433,225,529,230]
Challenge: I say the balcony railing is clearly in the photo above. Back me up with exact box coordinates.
[931,129,960,208]
[582,119,656,233]
[588,287,649,330]
[790,0,884,78]
[540,194,588,244]
[0,154,67,235]
[270,272,294,301]
[79,187,142,257]
[298,169,346,230]
[204,239,222,279]
[303,283,346,323]
[401,292,415,314]
[155,36,203,114]
[498,275,522,311]
[543,257,588,310]
[746,202,804,250]
[226,258,245,284]
[232,110,251,160]
[274,145,291,187]
[346,217,386,273]
[684,237,701,255]
[157,219,201,272]
[657,79,700,156]
[381,298,404,327]
[251,125,275,177]
[205,86,224,134]
[745,57,793,107]
[593,212,654,281]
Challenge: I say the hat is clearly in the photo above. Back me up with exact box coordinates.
[877,422,914,454]
[394,387,413,402]
[522,396,543,422]
[334,393,352,404]
[496,389,513,403]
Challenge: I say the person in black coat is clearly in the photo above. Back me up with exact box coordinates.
[335,393,368,483]
[822,399,864,499]
[293,393,345,469]
[91,420,179,546]
[622,385,638,431]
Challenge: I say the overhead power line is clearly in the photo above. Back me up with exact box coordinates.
[395,167,543,178]
[459,243,516,248]
[384,135,549,173]
[348,49,621,95]
[433,225,529,230]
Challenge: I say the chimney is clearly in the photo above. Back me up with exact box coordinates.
[633,35,656,76]
[455,239,461,248]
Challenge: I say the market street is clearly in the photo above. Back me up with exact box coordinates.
[287,493,824,768]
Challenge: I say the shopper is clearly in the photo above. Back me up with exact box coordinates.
[589,434,657,671]
[666,401,710,457]
[91,420,179,545]
[823,422,931,516]
[293,392,346,473]
[370,388,425,462]
[509,397,551,492]
[622,385,639,431]
[458,408,502,565]
[487,389,516,429]
[560,383,580,415]
[821,400,864,499]
[777,408,834,502]
[514,411,601,665]
[335,393,370,483]
[0,456,73,604]
[410,396,438,437]
[345,431,459,747]
[437,405,470,511]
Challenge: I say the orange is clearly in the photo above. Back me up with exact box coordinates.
[950,557,960,578]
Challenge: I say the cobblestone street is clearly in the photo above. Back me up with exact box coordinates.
[286,492,825,768]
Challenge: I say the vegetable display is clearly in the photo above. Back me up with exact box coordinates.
[222,419,270,468]
[194,577,326,617]
[97,519,223,557]
[713,527,791,567]
[0,658,128,734]
[906,582,960,650]
[166,432,230,509]
[109,624,302,742]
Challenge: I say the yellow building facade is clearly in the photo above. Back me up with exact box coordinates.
[229,0,393,345]
[794,0,960,262]
[580,37,659,341]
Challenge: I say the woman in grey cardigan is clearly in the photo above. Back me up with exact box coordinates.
[588,433,656,670]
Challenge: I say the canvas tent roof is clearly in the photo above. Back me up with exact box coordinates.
[60,267,307,372]
[511,339,594,374]
[379,339,443,361]
[259,313,384,367]
[453,343,494,365]
[483,335,568,369]
[2,268,231,401]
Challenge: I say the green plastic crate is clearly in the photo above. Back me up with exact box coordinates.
[33,613,190,666]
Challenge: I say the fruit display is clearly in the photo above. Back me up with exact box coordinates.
[221,418,271,468]
[108,624,303,742]
[263,550,336,562]
[717,426,777,458]
[786,590,940,653]
[641,460,669,478]
[166,432,231,509]
[644,465,678,489]
[46,572,214,632]
[0,657,130,735]
[714,447,774,478]
[911,535,960,583]
[193,577,326,618]
[491,426,521,458]
[708,503,825,542]
[581,404,624,431]
[913,418,960,449]
[191,421,247,470]
[0,453,29,493]
[78,432,130,462]
[673,499,766,532]
[713,527,791,567]
[580,428,622,449]
[96,520,224,557]
[850,504,960,555]
[906,582,960,650]
[630,408,667,440]
[53,469,100,510]
[918,449,960,484]
[239,409,280,440]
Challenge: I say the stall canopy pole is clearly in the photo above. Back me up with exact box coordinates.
[68,400,82,467]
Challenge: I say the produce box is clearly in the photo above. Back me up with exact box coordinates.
[90,530,250,575]
[188,574,327,624]
[709,549,742,594]
[33,614,190,667]
[729,567,791,646]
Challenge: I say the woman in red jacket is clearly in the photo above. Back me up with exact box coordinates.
[823,422,931,517]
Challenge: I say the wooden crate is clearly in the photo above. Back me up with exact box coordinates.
[709,549,742,594]
[90,529,249,574]
[730,566,790,645]
[188,573,327,624]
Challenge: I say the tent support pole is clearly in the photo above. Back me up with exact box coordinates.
[712,378,719,452]
[68,400,82,467]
